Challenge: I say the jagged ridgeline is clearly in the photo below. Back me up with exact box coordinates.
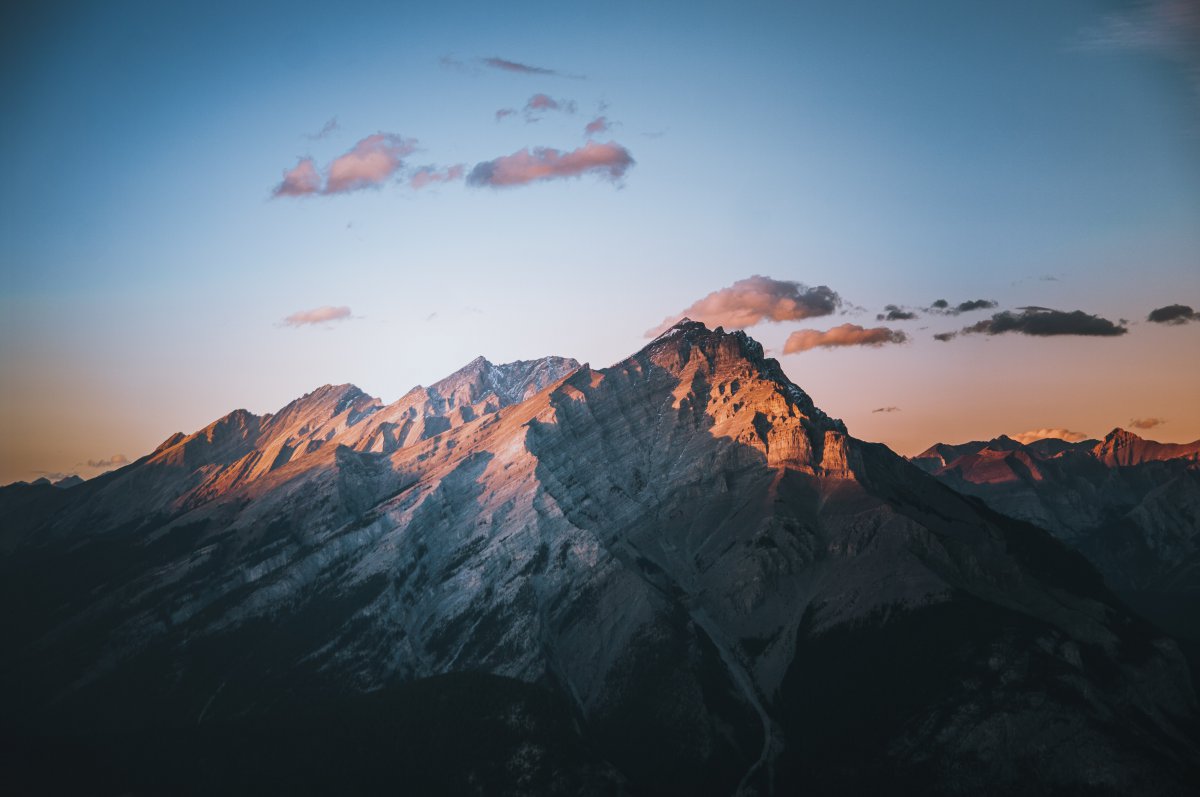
[2,321,1198,795]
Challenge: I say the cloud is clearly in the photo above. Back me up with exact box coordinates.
[272,157,322,197]
[482,56,561,76]
[876,304,917,321]
[306,117,339,140]
[962,307,1127,337]
[1010,428,1089,445]
[1077,0,1200,99]
[86,454,130,469]
[1147,303,1200,324]
[409,164,464,189]
[495,108,516,121]
[1128,417,1167,430]
[932,332,957,342]
[585,116,611,136]
[282,305,353,327]
[872,406,901,413]
[928,298,998,315]
[524,93,576,117]
[325,133,417,194]
[467,141,634,188]
[783,323,908,353]
[646,275,842,336]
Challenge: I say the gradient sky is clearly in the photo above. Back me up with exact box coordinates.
[2,0,1199,484]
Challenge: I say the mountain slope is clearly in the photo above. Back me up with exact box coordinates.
[913,429,1200,640]
[2,322,1197,795]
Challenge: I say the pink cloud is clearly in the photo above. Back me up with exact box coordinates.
[646,276,841,336]
[272,157,321,197]
[482,57,560,76]
[584,116,610,136]
[1010,428,1089,445]
[410,164,465,189]
[783,323,908,353]
[466,141,634,188]
[282,306,353,327]
[495,108,516,121]
[325,133,417,194]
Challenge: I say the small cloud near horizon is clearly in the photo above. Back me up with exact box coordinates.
[961,307,1127,337]
[784,323,908,354]
[86,454,130,469]
[282,306,353,327]
[872,406,901,413]
[1147,304,1200,325]
[1010,428,1089,445]
[1128,417,1167,430]
[467,141,634,188]
[646,275,842,337]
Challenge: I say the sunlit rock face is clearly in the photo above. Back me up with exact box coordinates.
[3,321,1199,795]
[913,428,1200,640]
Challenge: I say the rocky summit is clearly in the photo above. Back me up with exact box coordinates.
[3,321,1199,795]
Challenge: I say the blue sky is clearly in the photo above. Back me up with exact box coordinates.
[2,0,1198,483]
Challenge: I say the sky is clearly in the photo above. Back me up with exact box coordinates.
[2,0,1199,484]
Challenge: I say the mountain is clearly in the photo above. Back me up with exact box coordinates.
[913,430,1200,640]
[2,322,1198,795]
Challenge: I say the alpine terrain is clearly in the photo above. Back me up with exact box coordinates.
[2,321,1198,795]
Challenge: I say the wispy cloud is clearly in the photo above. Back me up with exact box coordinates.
[482,56,564,76]
[524,93,576,117]
[584,116,611,136]
[409,164,465,189]
[1128,417,1167,430]
[1076,0,1200,99]
[783,323,908,353]
[466,141,634,188]
[325,133,417,194]
[1147,303,1200,324]
[962,307,1127,337]
[495,108,516,121]
[872,406,901,413]
[86,454,129,469]
[646,275,842,337]
[1010,428,1089,445]
[306,117,339,140]
[272,157,322,197]
[282,306,353,327]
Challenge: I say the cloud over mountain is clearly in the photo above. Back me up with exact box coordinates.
[646,275,842,336]
[1010,428,1089,445]
[1128,417,1166,430]
[962,307,1127,337]
[466,141,634,188]
[783,323,907,353]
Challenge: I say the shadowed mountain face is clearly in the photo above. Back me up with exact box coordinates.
[913,432,1200,640]
[3,322,1199,795]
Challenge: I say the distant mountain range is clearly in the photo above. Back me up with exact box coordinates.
[913,429,1200,640]
[2,321,1198,795]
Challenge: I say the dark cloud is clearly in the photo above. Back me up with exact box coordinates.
[784,324,908,353]
[928,298,998,315]
[876,304,917,321]
[1128,417,1166,430]
[962,307,1127,337]
[482,57,561,76]
[933,332,958,342]
[1147,304,1200,325]
[646,275,842,337]
[872,406,901,413]
[467,141,634,188]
